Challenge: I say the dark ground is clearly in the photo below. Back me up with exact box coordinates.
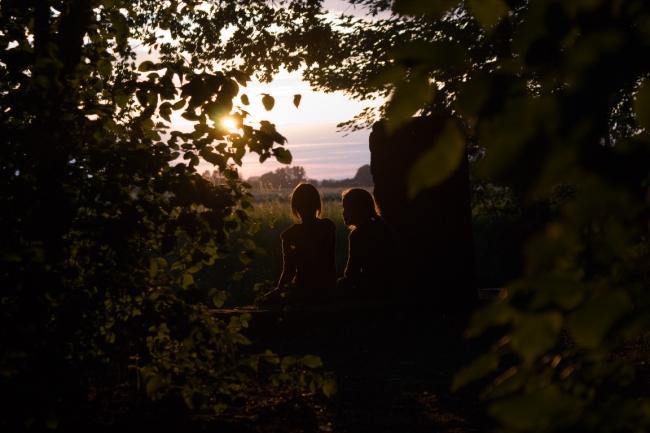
[237,304,490,433]
[77,299,650,433]
[81,299,503,433]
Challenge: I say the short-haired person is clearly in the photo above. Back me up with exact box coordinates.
[267,183,336,304]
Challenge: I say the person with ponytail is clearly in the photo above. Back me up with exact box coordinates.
[339,188,395,298]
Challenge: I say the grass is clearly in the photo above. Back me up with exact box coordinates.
[198,185,523,306]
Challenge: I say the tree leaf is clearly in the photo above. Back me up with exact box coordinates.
[110,11,129,44]
[452,353,499,391]
[261,94,275,111]
[385,74,435,133]
[146,375,164,398]
[634,78,650,130]
[510,312,562,365]
[136,90,148,107]
[489,386,580,431]
[171,99,186,110]
[273,147,292,164]
[159,102,172,122]
[468,0,509,30]
[300,355,323,369]
[407,120,465,198]
[280,356,296,372]
[293,94,302,108]
[467,300,517,337]
[322,378,337,397]
[149,258,159,279]
[114,89,130,108]
[182,272,194,289]
[211,290,227,308]
[138,60,159,72]
[455,72,492,117]
[241,94,250,105]
[228,69,250,86]
[567,291,632,349]
[181,111,200,121]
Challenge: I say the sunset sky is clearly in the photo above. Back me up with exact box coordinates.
[233,69,377,181]
[195,0,384,181]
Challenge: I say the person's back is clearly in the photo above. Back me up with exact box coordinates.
[340,188,396,299]
[346,218,394,286]
[268,183,336,304]
[281,218,336,294]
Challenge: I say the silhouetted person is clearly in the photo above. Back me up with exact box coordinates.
[338,188,395,299]
[265,183,336,304]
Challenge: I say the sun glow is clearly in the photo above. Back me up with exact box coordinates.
[220,115,239,133]
[170,68,381,179]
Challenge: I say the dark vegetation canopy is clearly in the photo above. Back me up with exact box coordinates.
[0,0,335,429]
[1,0,649,431]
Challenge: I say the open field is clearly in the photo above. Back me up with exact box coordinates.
[198,185,522,306]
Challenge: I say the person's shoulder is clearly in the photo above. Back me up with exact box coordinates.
[281,223,301,240]
[371,218,389,230]
[318,218,336,229]
[371,218,391,236]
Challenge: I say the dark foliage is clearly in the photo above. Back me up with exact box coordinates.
[0,1,333,429]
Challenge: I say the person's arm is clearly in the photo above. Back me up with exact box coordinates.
[276,237,296,290]
[343,230,361,279]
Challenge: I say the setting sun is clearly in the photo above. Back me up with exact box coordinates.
[220,115,239,133]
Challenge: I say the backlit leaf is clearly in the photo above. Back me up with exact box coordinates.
[452,353,499,391]
[228,69,250,86]
[273,147,292,164]
[385,74,435,133]
[511,312,562,365]
[110,11,129,44]
[567,291,632,348]
[182,273,194,289]
[467,300,517,337]
[146,375,164,397]
[212,291,227,308]
[149,258,159,279]
[261,94,275,111]
[408,120,465,198]
[322,378,337,397]
[634,78,650,130]
[171,99,186,110]
[293,94,302,108]
[300,355,323,369]
[138,60,158,72]
[114,89,129,108]
[489,386,580,431]
[181,111,200,121]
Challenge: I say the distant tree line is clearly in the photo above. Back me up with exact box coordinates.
[319,164,372,188]
[239,164,373,190]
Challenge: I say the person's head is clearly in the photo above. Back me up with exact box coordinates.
[341,188,380,227]
[290,183,322,221]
